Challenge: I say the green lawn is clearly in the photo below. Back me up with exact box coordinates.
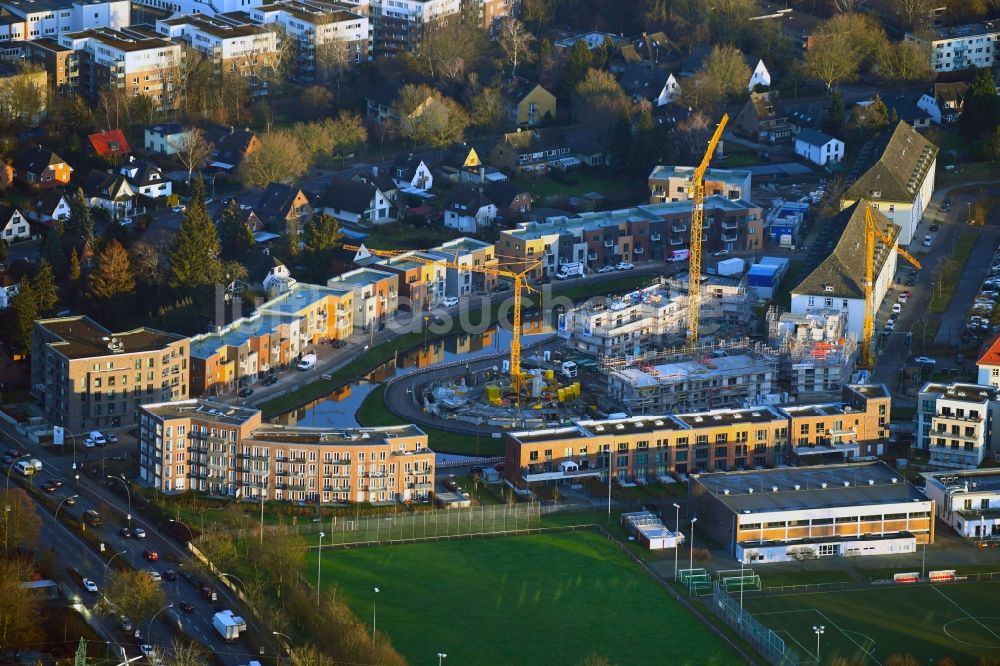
[744,580,1000,664]
[307,531,740,666]
[515,172,647,203]
[929,231,977,313]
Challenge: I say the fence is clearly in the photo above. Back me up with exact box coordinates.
[760,580,856,595]
[707,582,801,666]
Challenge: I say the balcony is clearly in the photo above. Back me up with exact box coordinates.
[603,240,615,248]
[722,220,740,231]
[669,236,684,246]
[722,232,739,243]
[672,223,687,233]
[650,233,661,242]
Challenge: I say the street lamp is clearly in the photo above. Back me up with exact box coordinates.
[316,532,325,607]
[437,653,447,666]
[672,502,681,580]
[55,495,78,523]
[169,518,194,543]
[689,516,698,574]
[372,586,380,645]
[813,625,825,664]
[5,454,29,492]
[104,549,128,581]
[147,604,174,645]
[272,631,293,665]
[106,475,132,528]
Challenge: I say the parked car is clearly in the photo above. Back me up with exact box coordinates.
[712,250,730,257]
[441,296,460,308]
[140,645,155,658]
[119,217,133,226]
[891,303,902,314]
[597,265,615,274]
[238,388,254,398]
[615,262,635,271]
[107,434,118,443]
[171,205,186,213]
[915,356,937,365]
[142,550,159,561]
[120,616,133,632]
[897,294,908,304]
[262,375,279,386]
[83,438,95,448]
[239,203,253,211]
[922,235,933,247]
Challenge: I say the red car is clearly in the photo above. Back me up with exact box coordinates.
[142,550,159,561]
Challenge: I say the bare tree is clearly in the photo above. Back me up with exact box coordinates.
[315,37,352,103]
[98,84,128,130]
[498,17,535,79]
[161,639,209,666]
[170,128,214,183]
[0,489,40,557]
[418,16,484,81]
[893,0,938,30]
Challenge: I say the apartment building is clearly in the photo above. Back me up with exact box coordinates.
[368,0,460,57]
[767,309,858,398]
[374,252,446,312]
[922,469,1000,540]
[249,0,369,84]
[503,384,890,489]
[428,237,497,297]
[692,462,934,564]
[138,399,435,503]
[156,14,278,96]
[131,0,262,18]
[327,266,399,329]
[916,382,1000,469]
[905,20,998,72]
[0,0,128,42]
[31,316,189,430]
[647,166,751,204]
[497,197,763,278]
[463,0,517,32]
[58,27,183,106]
[977,335,1000,388]
[189,282,354,396]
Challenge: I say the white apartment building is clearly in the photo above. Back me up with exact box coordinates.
[0,0,128,42]
[326,266,399,329]
[905,20,999,73]
[916,382,1000,469]
[249,0,369,82]
[368,0,460,56]
[58,27,183,103]
[132,0,260,19]
[977,337,1000,388]
[427,237,497,298]
[923,469,1000,540]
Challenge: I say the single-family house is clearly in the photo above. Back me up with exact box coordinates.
[317,178,391,226]
[352,171,399,204]
[82,169,135,219]
[733,92,792,143]
[0,205,29,242]
[88,129,131,160]
[204,126,260,171]
[618,63,679,106]
[489,128,574,175]
[917,82,968,125]
[679,45,711,77]
[261,258,297,296]
[794,129,844,166]
[391,154,434,191]
[145,123,193,156]
[26,191,71,225]
[880,95,932,130]
[255,183,312,234]
[444,190,497,233]
[505,80,556,127]
[12,147,72,189]
[747,58,771,91]
[119,160,171,199]
[365,80,402,125]
[485,180,532,220]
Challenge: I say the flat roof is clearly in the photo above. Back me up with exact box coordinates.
[846,383,890,399]
[649,165,750,186]
[247,423,427,446]
[509,425,591,442]
[38,316,184,360]
[259,282,351,315]
[695,462,927,513]
[611,354,771,388]
[141,399,259,425]
[923,469,1000,495]
[433,237,492,253]
[158,14,271,38]
[920,382,999,402]
[675,406,785,428]
[923,20,999,40]
[188,312,300,359]
[329,266,397,288]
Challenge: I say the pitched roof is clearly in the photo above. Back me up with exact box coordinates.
[82,169,133,201]
[934,81,968,105]
[29,191,68,217]
[12,146,66,174]
[257,182,303,218]
[204,126,258,166]
[881,94,930,123]
[748,91,784,120]
[352,171,396,193]
[446,189,494,213]
[794,201,900,300]
[795,128,838,148]
[88,129,131,158]
[618,63,670,99]
[485,180,528,209]
[0,204,22,225]
[500,127,569,152]
[320,178,377,213]
[680,45,710,76]
[507,79,552,103]
[844,121,938,204]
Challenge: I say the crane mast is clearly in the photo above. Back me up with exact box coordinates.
[687,114,730,347]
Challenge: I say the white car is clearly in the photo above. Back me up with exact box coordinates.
[107,434,118,443]
[119,217,133,226]
[139,645,156,659]
[712,250,730,257]
[897,293,908,304]
[239,203,253,211]
[83,438,95,448]
[82,578,98,593]
[440,296,459,308]
[922,235,933,247]
[148,571,162,583]
[891,303,902,314]
[884,319,895,331]
[915,356,937,365]
[171,205,186,213]
[597,266,615,274]
[133,528,147,539]
[615,262,635,271]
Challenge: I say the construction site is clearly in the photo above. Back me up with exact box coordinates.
[599,338,781,415]
[767,307,859,400]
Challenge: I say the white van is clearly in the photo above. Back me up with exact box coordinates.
[297,354,317,371]
[90,431,107,445]
[15,460,35,476]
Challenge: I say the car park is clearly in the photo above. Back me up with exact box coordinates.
[615,262,635,271]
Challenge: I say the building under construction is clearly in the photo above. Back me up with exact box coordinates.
[601,338,779,415]
[767,307,858,399]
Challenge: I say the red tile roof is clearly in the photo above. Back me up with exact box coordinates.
[979,336,1000,366]
[88,129,131,158]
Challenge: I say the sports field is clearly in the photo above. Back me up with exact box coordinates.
[744,580,1000,664]
[306,531,740,665]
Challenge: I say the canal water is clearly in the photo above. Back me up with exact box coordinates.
[272,318,555,428]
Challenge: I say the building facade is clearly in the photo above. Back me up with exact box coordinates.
[138,399,435,503]
[368,0,460,57]
[916,382,1000,469]
[922,469,1000,540]
[905,21,998,72]
[31,316,189,430]
[327,266,400,329]
[647,166,751,204]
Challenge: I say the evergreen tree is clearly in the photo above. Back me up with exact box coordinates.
[304,213,343,253]
[168,177,222,290]
[66,189,94,246]
[218,199,253,261]
[960,68,1000,138]
[610,111,633,175]
[88,239,135,300]
[563,40,592,97]
[68,248,81,283]
[10,279,37,355]
[40,226,66,277]
[32,259,58,315]
[822,89,845,136]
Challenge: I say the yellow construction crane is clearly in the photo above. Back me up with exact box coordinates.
[687,113,730,347]
[861,205,922,368]
[342,244,541,390]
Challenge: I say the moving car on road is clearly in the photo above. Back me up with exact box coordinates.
[82,578,98,593]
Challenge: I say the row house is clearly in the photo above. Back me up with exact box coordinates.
[138,400,435,503]
[497,196,763,277]
[249,0,369,84]
[327,266,399,330]
[58,27,184,107]
[428,237,497,297]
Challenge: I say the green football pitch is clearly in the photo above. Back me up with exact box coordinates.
[306,531,741,666]
[743,580,1000,664]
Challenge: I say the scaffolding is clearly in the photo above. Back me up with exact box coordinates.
[599,338,780,415]
[766,307,858,399]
